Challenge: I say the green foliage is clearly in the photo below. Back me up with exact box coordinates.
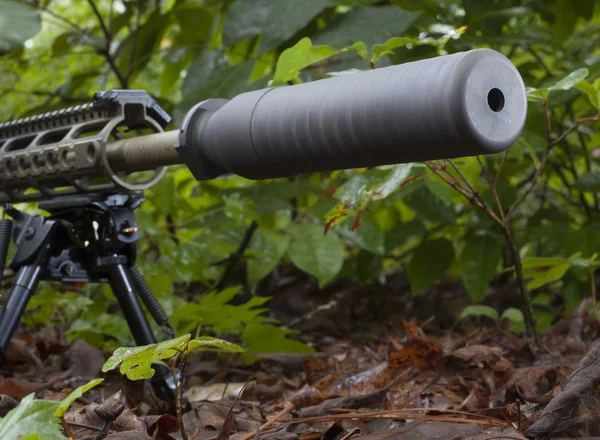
[0,380,102,440]
[3,0,600,341]
[408,238,455,293]
[53,379,104,418]
[287,223,345,287]
[0,394,62,440]
[102,334,243,380]
[460,233,502,301]
[0,1,40,54]
[460,305,499,321]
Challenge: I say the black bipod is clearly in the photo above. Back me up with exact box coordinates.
[0,193,177,405]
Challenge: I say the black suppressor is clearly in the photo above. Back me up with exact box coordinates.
[175,48,527,180]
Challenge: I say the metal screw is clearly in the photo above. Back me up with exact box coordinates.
[24,227,35,240]
[62,263,75,276]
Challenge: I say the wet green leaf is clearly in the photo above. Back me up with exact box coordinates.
[408,238,455,293]
[287,223,345,287]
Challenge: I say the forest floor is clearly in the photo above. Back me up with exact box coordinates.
[2,272,600,440]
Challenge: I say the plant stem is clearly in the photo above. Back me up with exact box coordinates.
[501,227,539,347]
[87,0,129,88]
[590,265,597,320]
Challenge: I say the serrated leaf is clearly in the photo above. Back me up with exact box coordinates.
[287,223,345,287]
[460,233,501,301]
[242,323,314,356]
[54,379,104,418]
[408,238,455,293]
[223,0,329,54]
[547,68,589,91]
[0,1,41,54]
[460,305,499,321]
[102,334,242,380]
[0,394,62,440]
[247,229,290,289]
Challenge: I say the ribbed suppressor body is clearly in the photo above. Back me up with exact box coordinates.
[177,48,527,181]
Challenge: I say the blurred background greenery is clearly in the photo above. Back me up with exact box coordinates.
[2,0,600,353]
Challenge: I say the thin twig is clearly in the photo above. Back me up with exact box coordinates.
[239,403,295,440]
[87,0,128,88]
[477,156,505,219]
[61,416,77,439]
[212,220,259,291]
[29,0,83,31]
[126,5,142,82]
[177,346,189,440]
[568,106,599,211]
[590,265,598,320]
[66,421,103,431]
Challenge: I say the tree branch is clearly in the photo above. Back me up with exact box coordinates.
[87,0,128,88]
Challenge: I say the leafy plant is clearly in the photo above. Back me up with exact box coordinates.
[103,334,243,440]
[3,0,600,353]
[0,379,103,440]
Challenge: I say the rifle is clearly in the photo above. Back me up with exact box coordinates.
[0,48,527,402]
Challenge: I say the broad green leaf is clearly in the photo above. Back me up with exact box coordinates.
[408,238,455,293]
[521,257,572,290]
[247,229,290,289]
[574,172,600,192]
[404,184,456,224]
[371,26,466,63]
[325,165,412,233]
[575,79,600,109]
[547,68,589,91]
[460,305,499,321]
[54,379,104,418]
[272,38,367,85]
[460,233,501,301]
[102,334,242,380]
[0,1,41,54]
[287,223,345,287]
[526,68,589,101]
[336,211,385,256]
[223,0,329,54]
[521,256,569,268]
[273,38,339,85]
[371,164,413,199]
[356,250,382,281]
[501,308,524,323]
[0,394,62,440]
[312,6,421,55]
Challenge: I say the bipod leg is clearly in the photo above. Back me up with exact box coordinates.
[106,263,177,405]
[129,266,175,339]
[0,243,51,363]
